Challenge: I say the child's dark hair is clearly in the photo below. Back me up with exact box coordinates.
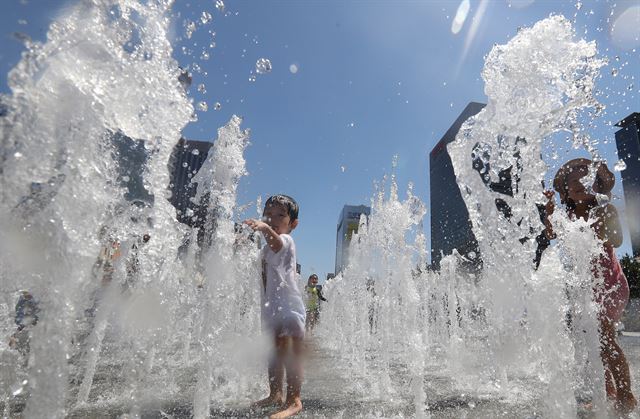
[265,194,299,221]
[553,158,614,203]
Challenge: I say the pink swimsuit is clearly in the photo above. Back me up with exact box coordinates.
[593,246,630,322]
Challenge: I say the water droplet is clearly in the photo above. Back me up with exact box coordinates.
[248,74,256,82]
[215,0,225,12]
[201,51,210,61]
[611,68,619,77]
[348,122,355,128]
[14,151,23,158]
[185,20,196,39]
[614,159,627,171]
[200,11,212,24]
[122,175,130,182]
[340,165,346,172]
[191,149,200,155]
[255,58,272,74]
[289,63,298,74]
[12,32,31,45]
[575,1,582,10]
[197,83,206,93]
[214,102,222,110]
[18,19,27,25]
[182,162,188,168]
[596,193,610,206]
[197,101,208,112]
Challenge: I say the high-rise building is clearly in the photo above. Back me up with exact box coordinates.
[429,102,485,269]
[335,204,371,274]
[167,138,213,227]
[111,131,153,205]
[615,112,640,257]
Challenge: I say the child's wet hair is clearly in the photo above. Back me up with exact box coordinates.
[553,158,615,201]
[264,194,299,221]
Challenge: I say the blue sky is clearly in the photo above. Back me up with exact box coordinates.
[1,0,638,280]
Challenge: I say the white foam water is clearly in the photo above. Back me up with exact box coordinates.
[321,15,610,418]
[0,3,620,419]
[0,0,190,416]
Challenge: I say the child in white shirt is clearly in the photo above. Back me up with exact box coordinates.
[244,194,305,419]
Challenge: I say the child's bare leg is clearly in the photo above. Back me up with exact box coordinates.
[270,337,304,419]
[308,311,317,332]
[252,337,286,408]
[600,318,637,412]
[604,368,616,401]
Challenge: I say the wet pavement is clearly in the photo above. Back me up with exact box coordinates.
[63,333,640,418]
[1,331,639,418]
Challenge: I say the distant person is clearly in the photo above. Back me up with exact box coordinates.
[551,158,636,414]
[9,291,39,357]
[305,274,327,332]
[86,231,122,318]
[97,236,122,285]
[366,277,378,333]
[124,233,150,290]
[244,194,305,419]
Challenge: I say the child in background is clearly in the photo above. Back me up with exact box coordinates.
[552,158,636,414]
[9,290,39,358]
[305,274,328,332]
[244,195,305,419]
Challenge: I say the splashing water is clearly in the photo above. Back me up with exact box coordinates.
[0,0,196,416]
[321,15,612,418]
[614,158,627,171]
[447,15,607,415]
[255,58,272,75]
[0,3,625,419]
[0,1,259,417]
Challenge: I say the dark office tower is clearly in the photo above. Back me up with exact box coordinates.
[111,131,154,205]
[167,138,213,226]
[429,102,485,270]
[615,112,640,257]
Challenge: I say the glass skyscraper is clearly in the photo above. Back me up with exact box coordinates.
[429,102,485,270]
[335,204,371,274]
[167,138,213,227]
[615,112,640,257]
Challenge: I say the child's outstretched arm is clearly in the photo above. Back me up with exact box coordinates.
[592,204,623,248]
[243,219,285,253]
[318,287,328,302]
